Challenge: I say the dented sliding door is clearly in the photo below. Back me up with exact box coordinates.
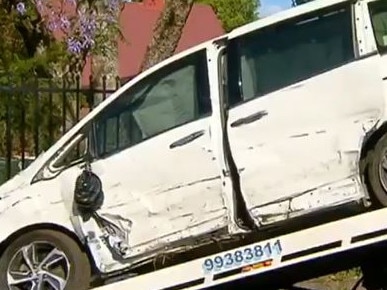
[224,2,383,225]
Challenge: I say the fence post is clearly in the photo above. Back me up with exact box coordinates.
[33,77,40,157]
[76,75,80,122]
[5,92,12,181]
[48,78,54,145]
[102,75,107,101]
[88,75,95,110]
[62,78,67,135]
[20,78,26,170]
[116,76,121,91]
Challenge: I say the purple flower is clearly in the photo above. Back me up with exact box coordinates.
[16,2,26,15]
[107,0,120,13]
[34,0,44,13]
[46,10,61,31]
[79,12,97,39]
[81,35,95,49]
[104,13,117,24]
[48,19,59,31]
[60,16,70,30]
[65,0,77,5]
[67,37,82,54]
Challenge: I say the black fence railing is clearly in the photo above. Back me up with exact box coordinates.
[0,75,121,184]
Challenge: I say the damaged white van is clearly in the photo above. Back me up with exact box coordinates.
[0,0,386,289]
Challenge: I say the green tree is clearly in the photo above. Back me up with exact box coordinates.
[0,0,122,164]
[0,1,65,77]
[196,0,259,32]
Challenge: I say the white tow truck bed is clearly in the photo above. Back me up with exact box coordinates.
[94,207,387,290]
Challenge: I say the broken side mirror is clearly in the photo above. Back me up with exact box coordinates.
[73,167,104,219]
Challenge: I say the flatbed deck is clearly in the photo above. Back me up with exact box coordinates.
[94,207,387,290]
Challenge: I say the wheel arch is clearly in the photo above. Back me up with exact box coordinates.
[360,121,387,166]
[0,222,97,273]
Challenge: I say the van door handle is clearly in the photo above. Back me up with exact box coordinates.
[170,130,205,149]
[230,110,268,128]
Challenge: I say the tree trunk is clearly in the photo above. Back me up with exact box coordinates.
[91,4,120,108]
[91,53,118,106]
[140,0,194,72]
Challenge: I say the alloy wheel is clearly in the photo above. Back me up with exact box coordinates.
[7,241,70,290]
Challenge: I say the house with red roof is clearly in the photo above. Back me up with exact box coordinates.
[81,0,225,86]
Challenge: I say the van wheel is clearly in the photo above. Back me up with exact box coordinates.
[0,229,91,290]
[366,134,387,207]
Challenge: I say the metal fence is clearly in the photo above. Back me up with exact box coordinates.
[0,75,121,184]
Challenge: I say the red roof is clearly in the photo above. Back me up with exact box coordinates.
[81,0,225,86]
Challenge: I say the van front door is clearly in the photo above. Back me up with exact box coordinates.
[88,49,229,260]
[52,49,228,268]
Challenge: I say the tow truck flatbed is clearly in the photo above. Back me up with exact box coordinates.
[94,207,387,290]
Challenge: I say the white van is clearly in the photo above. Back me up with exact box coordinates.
[0,0,386,289]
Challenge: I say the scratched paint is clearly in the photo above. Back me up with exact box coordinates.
[226,54,384,223]
[251,177,362,224]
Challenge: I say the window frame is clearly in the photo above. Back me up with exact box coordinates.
[33,49,212,182]
[226,2,358,108]
[51,133,89,169]
[91,49,212,160]
[367,0,387,54]
[32,127,94,183]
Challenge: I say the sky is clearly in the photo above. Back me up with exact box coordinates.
[260,0,292,17]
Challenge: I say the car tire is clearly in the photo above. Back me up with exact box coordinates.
[0,229,91,290]
[366,134,387,207]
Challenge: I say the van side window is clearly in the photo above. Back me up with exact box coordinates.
[228,4,355,104]
[369,0,387,52]
[94,50,211,157]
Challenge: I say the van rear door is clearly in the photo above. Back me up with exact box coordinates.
[367,0,387,114]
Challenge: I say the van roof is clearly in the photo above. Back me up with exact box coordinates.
[109,0,355,108]
[151,0,353,68]
[229,0,352,39]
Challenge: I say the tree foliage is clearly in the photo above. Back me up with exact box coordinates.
[0,0,259,161]
[0,1,63,77]
[0,0,123,78]
[0,0,122,160]
[196,0,259,32]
